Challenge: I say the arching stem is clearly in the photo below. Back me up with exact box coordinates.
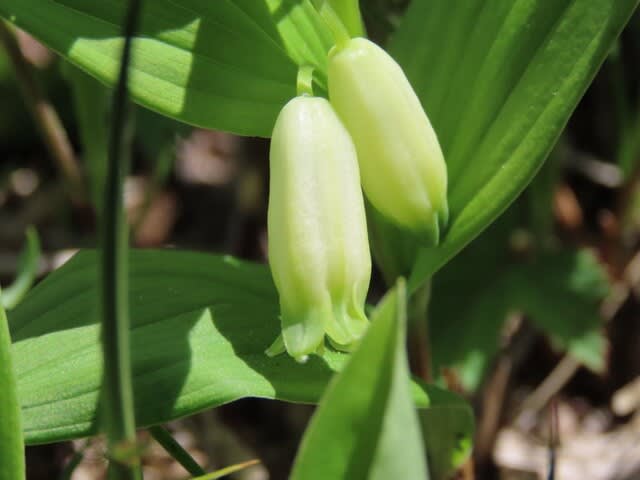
[297,65,315,96]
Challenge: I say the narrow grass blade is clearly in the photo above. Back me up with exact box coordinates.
[190,460,260,480]
[1,227,40,310]
[100,0,143,478]
[149,426,205,477]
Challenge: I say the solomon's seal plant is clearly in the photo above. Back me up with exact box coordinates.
[328,37,448,244]
[267,15,451,361]
[1,0,634,477]
[267,94,371,362]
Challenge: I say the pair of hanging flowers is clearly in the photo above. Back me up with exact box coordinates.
[268,35,448,362]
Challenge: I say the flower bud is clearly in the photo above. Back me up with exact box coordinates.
[328,37,448,244]
[268,95,371,361]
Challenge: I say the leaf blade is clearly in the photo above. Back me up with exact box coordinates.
[0,292,25,479]
[0,0,332,136]
[387,0,639,291]
[9,250,454,444]
[290,280,429,480]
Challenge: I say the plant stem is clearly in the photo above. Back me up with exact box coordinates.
[0,286,25,480]
[0,21,85,205]
[149,426,206,477]
[191,460,261,480]
[296,65,315,96]
[1,227,41,310]
[407,281,432,382]
[100,1,142,479]
[59,440,90,480]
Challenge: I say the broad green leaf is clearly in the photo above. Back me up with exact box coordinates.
[0,1,333,137]
[431,241,610,390]
[9,250,454,445]
[0,291,25,480]
[387,0,639,291]
[1,227,40,310]
[429,207,520,389]
[291,280,429,480]
[514,249,609,372]
[419,403,474,480]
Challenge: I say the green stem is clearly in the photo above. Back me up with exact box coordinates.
[149,426,206,477]
[100,1,143,479]
[0,286,25,480]
[296,66,315,96]
[1,227,41,310]
[59,441,90,480]
[191,460,260,480]
[407,281,432,382]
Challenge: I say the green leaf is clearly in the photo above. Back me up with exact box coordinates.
[291,280,429,480]
[9,250,450,445]
[1,227,40,310]
[513,249,610,372]
[0,1,333,137]
[0,290,25,480]
[430,242,610,390]
[388,0,639,291]
[327,0,365,37]
[419,401,474,480]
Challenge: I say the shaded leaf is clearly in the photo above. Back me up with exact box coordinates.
[9,250,451,444]
[431,243,610,390]
[419,402,474,480]
[514,249,610,371]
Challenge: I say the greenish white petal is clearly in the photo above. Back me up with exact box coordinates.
[328,37,449,244]
[268,96,371,360]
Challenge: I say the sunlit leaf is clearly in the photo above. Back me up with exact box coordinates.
[387,0,639,291]
[0,0,333,136]
[0,293,24,479]
[291,280,429,480]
